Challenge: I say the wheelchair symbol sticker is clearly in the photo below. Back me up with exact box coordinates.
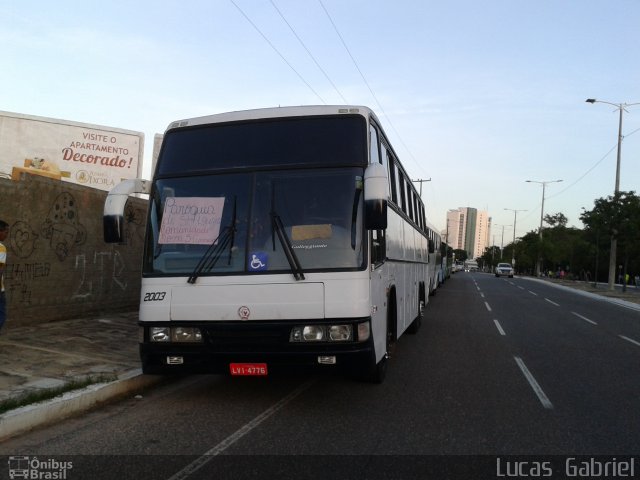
[248,252,268,271]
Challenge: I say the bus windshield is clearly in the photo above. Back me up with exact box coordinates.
[143,167,365,277]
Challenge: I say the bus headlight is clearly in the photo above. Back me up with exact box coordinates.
[150,327,170,342]
[289,324,356,342]
[149,327,203,343]
[172,327,203,343]
[329,325,352,341]
[303,325,325,341]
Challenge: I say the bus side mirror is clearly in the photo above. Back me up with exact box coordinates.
[364,163,388,230]
[104,215,124,243]
[103,179,150,243]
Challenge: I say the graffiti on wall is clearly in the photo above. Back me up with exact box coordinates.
[9,192,88,262]
[124,203,146,245]
[73,250,128,300]
[41,192,87,261]
[6,262,52,305]
[7,191,144,305]
[10,220,39,258]
[4,183,146,320]
[9,250,130,305]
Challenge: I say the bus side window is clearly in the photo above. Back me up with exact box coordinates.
[386,150,397,204]
[371,229,386,267]
[369,124,381,164]
[406,184,414,221]
[398,170,407,214]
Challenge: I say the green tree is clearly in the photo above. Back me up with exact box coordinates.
[544,212,568,228]
[581,191,640,287]
[479,245,501,271]
[452,249,468,262]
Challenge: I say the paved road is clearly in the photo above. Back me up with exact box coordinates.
[1,272,639,479]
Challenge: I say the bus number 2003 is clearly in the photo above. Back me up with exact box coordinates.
[144,292,167,302]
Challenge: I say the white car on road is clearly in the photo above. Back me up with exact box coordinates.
[495,263,514,278]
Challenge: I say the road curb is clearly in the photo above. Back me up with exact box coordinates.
[0,370,164,441]
[519,276,640,312]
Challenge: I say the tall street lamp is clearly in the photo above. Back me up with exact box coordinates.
[493,223,512,260]
[504,208,527,268]
[526,179,563,276]
[586,98,640,290]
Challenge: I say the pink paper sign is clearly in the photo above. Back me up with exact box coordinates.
[158,197,225,244]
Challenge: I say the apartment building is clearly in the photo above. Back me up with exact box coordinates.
[444,207,491,260]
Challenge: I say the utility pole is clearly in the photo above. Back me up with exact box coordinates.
[412,178,431,197]
[504,209,527,267]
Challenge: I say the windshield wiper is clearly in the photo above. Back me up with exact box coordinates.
[187,198,237,284]
[270,205,305,281]
[268,186,305,281]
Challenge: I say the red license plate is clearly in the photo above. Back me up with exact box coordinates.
[230,363,268,376]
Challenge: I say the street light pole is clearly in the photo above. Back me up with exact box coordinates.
[504,209,527,268]
[526,179,563,276]
[493,223,512,260]
[586,98,640,290]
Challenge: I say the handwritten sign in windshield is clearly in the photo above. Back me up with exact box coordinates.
[158,197,225,244]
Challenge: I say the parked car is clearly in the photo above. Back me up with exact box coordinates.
[495,263,514,278]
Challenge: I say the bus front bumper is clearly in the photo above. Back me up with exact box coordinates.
[138,319,375,376]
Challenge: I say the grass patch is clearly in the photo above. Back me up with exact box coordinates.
[0,373,117,415]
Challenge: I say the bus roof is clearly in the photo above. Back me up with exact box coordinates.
[166,105,378,132]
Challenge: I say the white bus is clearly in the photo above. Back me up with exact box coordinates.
[104,106,438,383]
[425,220,443,295]
[464,260,479,272]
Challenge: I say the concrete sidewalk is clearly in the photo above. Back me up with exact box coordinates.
[0,311,162,441]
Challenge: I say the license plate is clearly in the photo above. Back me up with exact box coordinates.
[230,363,268,376]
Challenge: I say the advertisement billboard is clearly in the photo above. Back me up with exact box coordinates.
[0,111,144,191]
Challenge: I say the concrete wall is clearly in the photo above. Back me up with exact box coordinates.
[0,173,147,327]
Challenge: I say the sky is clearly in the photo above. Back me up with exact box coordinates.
[2,0,639,240]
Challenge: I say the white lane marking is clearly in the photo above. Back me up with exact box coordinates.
[545,298,560,307]
[480,292,485,298]
[571,311,598,326]
[168,380,314,480]
[619,335,640,348]
[485,301,492,312]
[493,319,506,336]
[518,286,525,290]
[514,357,554,410]
[528,291,538,296]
